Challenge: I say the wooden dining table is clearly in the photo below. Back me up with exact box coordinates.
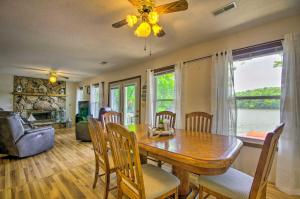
[126,124,243,199]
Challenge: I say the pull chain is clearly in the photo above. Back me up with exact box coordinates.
[149,35,152,56]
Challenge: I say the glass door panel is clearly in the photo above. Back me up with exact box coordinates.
[110,87,121,112]
[124,84,136,125]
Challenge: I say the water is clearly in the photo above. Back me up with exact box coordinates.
[237,109,280,137]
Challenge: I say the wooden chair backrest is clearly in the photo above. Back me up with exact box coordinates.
[88,118,110,170]
[102,111,123,126]
[249,123,285,199]
[106,123,145,199]
[185,112,213,133]
[155,111,176,128]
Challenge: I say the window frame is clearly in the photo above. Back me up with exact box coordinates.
[233,41,283,140]
[153,66,175,114]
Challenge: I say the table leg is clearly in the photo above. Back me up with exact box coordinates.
[172,166,191,198]
[140,154,147,164]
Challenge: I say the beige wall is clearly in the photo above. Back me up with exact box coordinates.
[80,14,300,182]
[0,74,14,111]
[66,82,78,125]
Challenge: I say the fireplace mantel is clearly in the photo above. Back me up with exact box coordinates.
[12,92,66,97]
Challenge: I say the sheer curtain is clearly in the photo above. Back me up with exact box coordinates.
[145,69,154,126]
[175,62,184,129]
[211,50,237,136]
[90,84,99,118]
[276,32,300,195]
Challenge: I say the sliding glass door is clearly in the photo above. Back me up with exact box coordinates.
[109,77,140,125]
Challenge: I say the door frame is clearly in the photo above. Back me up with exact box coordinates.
[108,75,141,124]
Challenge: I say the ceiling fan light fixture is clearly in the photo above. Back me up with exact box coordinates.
[148,11,159,24]
[135,22,151,38]
[126,15,138,27]
[152,24,162,36]
[49,74,57,83]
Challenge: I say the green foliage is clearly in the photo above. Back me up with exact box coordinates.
[155,73,175,112]
[125,85,135,113]
[273,60,283,68]
[236,87,281,109]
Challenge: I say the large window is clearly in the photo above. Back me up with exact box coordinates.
[233,42,283,140]
[154,70,175,113]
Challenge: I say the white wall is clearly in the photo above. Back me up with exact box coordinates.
[0,74,14,111]
[79,14,300,182]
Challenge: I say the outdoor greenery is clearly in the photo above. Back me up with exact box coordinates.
[236,87,281,109]
[155,72,175,112]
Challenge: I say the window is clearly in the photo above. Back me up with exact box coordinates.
[154,69,175,113]
[77,87,84,101]
[233,41,283,140]
[90,84,100,118]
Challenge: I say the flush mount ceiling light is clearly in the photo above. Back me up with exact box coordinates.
[49,72,57,83]
[112,0,189,38]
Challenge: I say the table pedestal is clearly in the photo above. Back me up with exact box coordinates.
[172,166,191,198]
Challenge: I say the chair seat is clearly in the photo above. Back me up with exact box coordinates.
[197,168,253,199]
[143,164,180,199]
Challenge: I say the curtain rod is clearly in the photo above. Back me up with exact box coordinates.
[183,39,283,65]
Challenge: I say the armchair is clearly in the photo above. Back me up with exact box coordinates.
[0,111,55,158]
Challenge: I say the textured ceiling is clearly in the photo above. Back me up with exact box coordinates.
[0,0,300,81]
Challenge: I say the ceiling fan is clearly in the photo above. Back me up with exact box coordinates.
[112,0,189,38]
[16,66,72,83]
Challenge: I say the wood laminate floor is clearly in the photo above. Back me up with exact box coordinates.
[0,128,299,199]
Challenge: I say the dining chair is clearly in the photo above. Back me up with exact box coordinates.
[102,111,123,126]
[197,123,285,199]
[106,122,180,199]
[155,111,176,129]
[185,112,213,133]
[88,118,116,199]
[153,111,176,167]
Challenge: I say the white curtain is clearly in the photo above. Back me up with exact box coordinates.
[276,32,300,195]
[211,50,237,136]
[175,62,184,129]
[145,69,154,126]
[99,82,104,108]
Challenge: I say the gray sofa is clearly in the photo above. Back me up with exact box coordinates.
[0,111,55,158]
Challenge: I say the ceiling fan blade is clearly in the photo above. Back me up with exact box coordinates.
[154,0,188,14]
[59,75,69,80]
[157,28,166,37]
[16,66,49,73]
[112,19,127,28]
[128,0,141,7]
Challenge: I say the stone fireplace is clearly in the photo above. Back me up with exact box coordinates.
[13,76,67,123]
[30,110,54,122]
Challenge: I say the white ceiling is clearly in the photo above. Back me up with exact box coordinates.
[0,0,299,81]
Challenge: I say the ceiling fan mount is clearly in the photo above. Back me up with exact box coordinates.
[112,0,189,38]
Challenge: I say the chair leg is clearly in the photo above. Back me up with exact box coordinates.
[158,160,162,168]
[93,160,99,188]
[198,185,204,199]
[103,172,110,199]
[260,186,267,199]
[117,189,123,199]
[174,188,178,199]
